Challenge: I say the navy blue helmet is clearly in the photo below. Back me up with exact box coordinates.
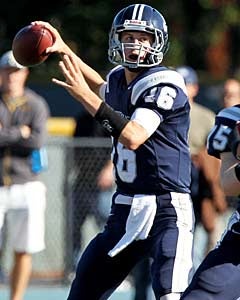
[108,4,169,68]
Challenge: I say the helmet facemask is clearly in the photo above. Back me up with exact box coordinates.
[109,23,166,69]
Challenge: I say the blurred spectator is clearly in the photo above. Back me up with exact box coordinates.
[222,78,240,108]
[176,66,227,269]
[0,50,49,300]
[96,159,115,220]
[220,78,240,211]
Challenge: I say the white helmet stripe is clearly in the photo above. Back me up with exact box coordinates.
[137,4,145,20]
[132,4,140,19]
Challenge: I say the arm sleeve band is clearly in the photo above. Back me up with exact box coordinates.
[98,82,107,100]
[235,163,240,182]
[94,102,129,139]
[131,108,161,138]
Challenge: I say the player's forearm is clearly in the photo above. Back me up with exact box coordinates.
[83,96,150,149]
[74,88,102,117]
[57,79,148,150]
[118,121,149,150]
[0,127,25,145]
[220,152,240,196]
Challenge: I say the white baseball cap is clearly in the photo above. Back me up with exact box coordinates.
[0,50,26,69]
[176,66,198,85]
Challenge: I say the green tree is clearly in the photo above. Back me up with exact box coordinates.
[1,0,240,82]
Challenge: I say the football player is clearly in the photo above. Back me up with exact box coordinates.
[33,4,194,300]
[181,104,240,300]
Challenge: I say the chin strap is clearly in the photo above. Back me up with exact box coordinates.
[160,293,181,300]
[126,66,145,73]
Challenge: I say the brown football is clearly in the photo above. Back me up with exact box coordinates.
[12,24,54,67]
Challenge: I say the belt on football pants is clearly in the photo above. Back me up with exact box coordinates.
[114,194,133,205]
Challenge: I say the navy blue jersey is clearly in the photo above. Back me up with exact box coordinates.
[207,104,240,159]
[102,66,191,195]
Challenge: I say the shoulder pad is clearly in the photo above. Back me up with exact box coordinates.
[131,70,187,105]
[106,65,124,93]
[217,106,240,122]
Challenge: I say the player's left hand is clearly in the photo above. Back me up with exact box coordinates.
[53,54,89,96]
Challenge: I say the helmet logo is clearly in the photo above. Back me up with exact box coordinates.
[124,20,147,26]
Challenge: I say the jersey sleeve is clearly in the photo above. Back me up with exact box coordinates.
[207,105,240,158]
[131,72,188,121]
